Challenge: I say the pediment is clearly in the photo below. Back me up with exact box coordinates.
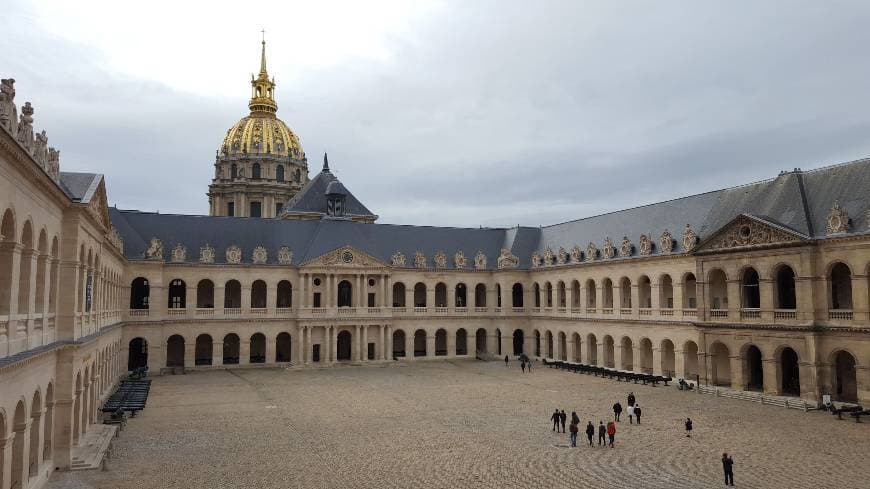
[84,179,111,231]
[695,214,808,253]
[300,245,388,268]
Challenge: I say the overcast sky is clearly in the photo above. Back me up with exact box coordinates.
[3,0,870,227]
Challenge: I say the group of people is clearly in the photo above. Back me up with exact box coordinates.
[507,355,533,372]
[546,391,736,485]
[611,391,643,424]
[552,409,616,448]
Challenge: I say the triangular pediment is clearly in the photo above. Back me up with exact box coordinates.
[84,179,111,231]
[300,245,388,268]
[695,214,808,253]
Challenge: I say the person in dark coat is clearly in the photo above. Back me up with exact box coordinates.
[613,401,623,421]
[559,410,567,433]
[598,421,606,445]
[585,421,595,446]
[721,453,734,486]
[526,359,531,372]
[571,411,580,426]
[504,355,509,366]
[634,404,642,424]
[521,360,525,373]
[685,418,693,437]
[551,409,560,432]
[569,421,578,447]
[627,392,636,407]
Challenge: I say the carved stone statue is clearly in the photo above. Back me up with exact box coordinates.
[585,242,597,262]
[278,246,293,265]
[826,201,849,235]
[619,236,632,257]
[252,246,268,264]
[602,237,615,259]
[474,250,487,270]
[46,147,60,180]
[391,251,406,267]
[170,243,186,262]
[33,130,48,168]
[530,251,541,268]
[570,245,582,263]
[543,248,555,266]
[414,251,427,268]
[226,245,242,264]
[638,234,652,256]
[16,102,34,152]
[0,78,17,134]
[496,248,518,269]
[145,238,164,260]
[199,244,215,263]
[682,224,698,252]
[557,247,567,265]
[107,226,123,253]
[454,250,467,269]
[660,230,674,254]
[433,250,447,268]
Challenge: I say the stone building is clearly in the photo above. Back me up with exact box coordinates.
[1,44,869,489]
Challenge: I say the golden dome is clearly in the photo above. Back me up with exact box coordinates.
[221,115,304,157]
[219,39,305,159]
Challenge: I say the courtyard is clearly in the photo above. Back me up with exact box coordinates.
[49,360,868,489]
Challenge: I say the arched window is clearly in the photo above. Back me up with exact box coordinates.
[166,335,185,367]
[250,333,266,363]
[683,273,697,309]
[708,270,728,310]
[197,279,214,308]
[392,282,406,307]
[533,283,541,307]
[435,329,447,356]
[603,279,614,308]
[130,277,149,309]
[251,280,267,308]
[231,164,238,179]
[586,279,596,309]
[276,332,292,362]
[252,163,261,179]
[570,280,580,307]
[294,168,301,182]
[475,283,487,307]
[392,330,406,357]
[659,275,674,309]
[545,282,553,307]
[276,165,285,182]
[619,277,632,309]
[741,268,760,309]
[455,283,467,307]
[557,281,566,307]
[223,334,240,364]
[195,334,213,366]
[224,280,241,308]
[638,276,651,308]
[168,279,186,308]
[511,283,523,308]
[414,329,427,357]
[414,283,426,307]
[456,329,468,355]
[775,265,796,309]
[829,263,852,310]
[337,280,353,307]
[435,283,447,307]
[277,280,292,308]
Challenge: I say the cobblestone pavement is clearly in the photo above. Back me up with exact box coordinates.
[48,360,869,489]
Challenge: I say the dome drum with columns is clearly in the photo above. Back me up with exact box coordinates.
[208,40,309,218]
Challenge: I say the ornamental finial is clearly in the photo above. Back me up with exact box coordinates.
[323,152,330,172]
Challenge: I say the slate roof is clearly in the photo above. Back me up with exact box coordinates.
[280,165,376,220]
[109,158,870,269]
[58,172,102,203]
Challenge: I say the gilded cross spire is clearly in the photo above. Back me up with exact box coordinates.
[249,33,277,116]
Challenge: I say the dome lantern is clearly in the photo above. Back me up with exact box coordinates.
[249,38,278,116]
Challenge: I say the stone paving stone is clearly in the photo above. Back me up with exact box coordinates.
[48,361,870,489]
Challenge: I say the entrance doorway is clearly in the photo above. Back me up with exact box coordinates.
[337,330,352,360]
[128,337,148,370]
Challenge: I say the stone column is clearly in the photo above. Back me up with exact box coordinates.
[298,326,306,363]
[404,287,413,308]
[851,274,869,323]
[266,333,277,364]
[266,281,277,311]
[239,336,250,365]
[652,347,662,375]
[426,286,435,309]
[215,285,225,313]
[362,325,369,361]
[486,284,497,309]
[184,340,195,369]
[759,278,775,321]
[379,325,385,360]
[630,283,639,314]
[726,279,740,317]
[487,331,498,356]
[447,328,456,357]
[426,331,436,358]
[212,340,224,366]
[355,325,362,360]
[650,283,661,311]
[761,358,778,395]
[241,285,252,313]
[405,332,414,360]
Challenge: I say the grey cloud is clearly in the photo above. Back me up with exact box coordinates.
[3,0,870,226]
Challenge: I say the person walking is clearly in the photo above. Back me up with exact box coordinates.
[685,418,693,437]
[721,453,734,486]
[627,403,635,424]
[571,411,580,426]
[526,359,531,372]
[560,410,567,433]
[504,355,509,367]
[585,421,595,446]
[521,360,526,373]
[613,401,623,421]
[627,392,636,407]
[598,421,606,446]
[569,421,578,447]
[607,421,616,448]
[634,404,642,424]
[551,409,560,432]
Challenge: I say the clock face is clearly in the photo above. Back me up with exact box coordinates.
[342,251,354,263]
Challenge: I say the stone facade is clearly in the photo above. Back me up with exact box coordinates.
[1,71,870,489]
